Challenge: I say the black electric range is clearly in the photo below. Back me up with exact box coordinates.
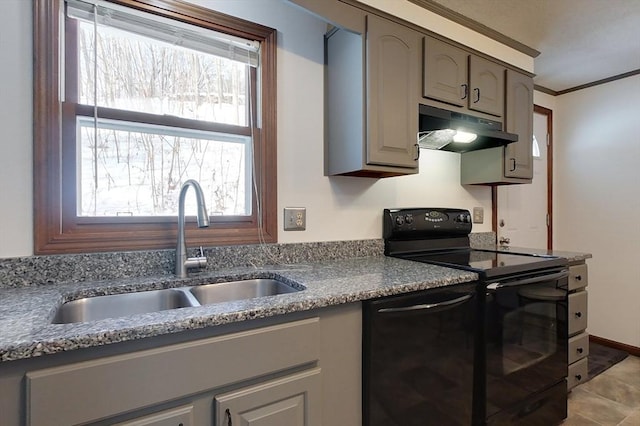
[374,208,570,425]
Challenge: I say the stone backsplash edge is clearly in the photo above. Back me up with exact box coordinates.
[0,233,495,288]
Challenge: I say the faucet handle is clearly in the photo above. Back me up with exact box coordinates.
[184,246,207,272]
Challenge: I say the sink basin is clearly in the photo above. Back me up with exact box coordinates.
[189,279,301,305]
[51,278,303,324]
[51,288,195,324]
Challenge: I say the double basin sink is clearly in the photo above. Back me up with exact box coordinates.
[52,278,303,324]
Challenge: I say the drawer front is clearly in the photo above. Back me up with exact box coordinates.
[27,318,320,426]
[568,357,588,390]
[569,264,588,291]
[568,290,588,335]
[568,332,590,364]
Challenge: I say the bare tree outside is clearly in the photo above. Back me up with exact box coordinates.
[76,21,251,217]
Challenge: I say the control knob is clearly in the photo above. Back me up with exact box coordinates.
[405,214,414,224]
[395,215,405,226]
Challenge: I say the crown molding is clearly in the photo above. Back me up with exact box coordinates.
[407,0,540,58]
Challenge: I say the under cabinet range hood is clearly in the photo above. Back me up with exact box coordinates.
[418,104,518,153]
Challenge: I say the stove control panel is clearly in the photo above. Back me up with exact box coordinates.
[383,208,472,238]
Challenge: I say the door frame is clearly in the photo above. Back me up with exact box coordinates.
[492,104,554,249]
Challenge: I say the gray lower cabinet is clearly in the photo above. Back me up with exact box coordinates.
[2,304,361,426]
[215,368,321,426]
[326,13,420,177]
[460,69,534,185]
[567,261,589,390]
[422,36,505,118]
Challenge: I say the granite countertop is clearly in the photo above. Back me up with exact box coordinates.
[0,256,478,363]
[471,244,592,263]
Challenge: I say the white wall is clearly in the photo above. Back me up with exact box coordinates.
[554,75,640,348]
[533,91,557,111]
[0,0,495,258]
[0,0,33,258]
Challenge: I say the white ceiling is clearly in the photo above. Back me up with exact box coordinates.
[425,0,640,93]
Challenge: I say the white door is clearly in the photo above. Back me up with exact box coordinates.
[497,108,550,248]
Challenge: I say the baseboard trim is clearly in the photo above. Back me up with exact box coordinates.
[590,335,640,357]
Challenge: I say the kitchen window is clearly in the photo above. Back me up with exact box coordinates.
[33,0,277,254]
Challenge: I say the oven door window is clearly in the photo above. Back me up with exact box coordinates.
[486,279,568,417]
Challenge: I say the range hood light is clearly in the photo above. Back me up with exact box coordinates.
[453,130,477,143]
[418,104,518,153]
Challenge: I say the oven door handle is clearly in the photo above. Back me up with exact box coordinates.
[377,293,473,313]
[487,270,569,290]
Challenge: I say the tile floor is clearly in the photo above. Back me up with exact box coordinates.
[563,355,640,425]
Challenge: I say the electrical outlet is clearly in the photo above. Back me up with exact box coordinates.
[473,207,484,224]
[284,207,306,231]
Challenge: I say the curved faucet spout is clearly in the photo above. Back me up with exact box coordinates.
[176,179,209,278]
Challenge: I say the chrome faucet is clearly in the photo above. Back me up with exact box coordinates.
[175,179,210,278]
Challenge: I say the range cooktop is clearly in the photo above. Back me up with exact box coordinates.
[383,208,567,279]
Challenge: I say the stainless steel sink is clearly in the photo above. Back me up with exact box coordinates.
[189,279,301,305]
[51,278,303,324]
[51,288,195,324]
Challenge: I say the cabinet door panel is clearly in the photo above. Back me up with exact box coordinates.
[114,405,194,426]
[505,70,534,179]
[216,368,321,426]
[469,55,504,117]
[366,14,419,168]
[423,37,468,107]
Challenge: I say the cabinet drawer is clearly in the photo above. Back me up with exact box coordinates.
[568,332,590,364]
[568,290,588,336]
[26,318,320,426]
[569,264,588,291]
[568,357,588,390]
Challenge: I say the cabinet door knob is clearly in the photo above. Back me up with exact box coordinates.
[575,374,582,381]
[414,143,420,161]
[575,275,582,281]
[473,87,480,103]
[461,84,468,100]
[577,347,584,354]
[575,312,582,318]
[509,158,516,171]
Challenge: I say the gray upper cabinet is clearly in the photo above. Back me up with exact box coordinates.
[423,36,505,118]
[460,69,534,185]
[504,69,534,179]
[326,13,420,177]
[469,55,505,117]
[423,36,467,107]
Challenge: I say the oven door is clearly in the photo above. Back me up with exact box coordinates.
[485,269,569,425]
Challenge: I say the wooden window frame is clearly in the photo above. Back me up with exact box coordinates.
[33,0,277,254]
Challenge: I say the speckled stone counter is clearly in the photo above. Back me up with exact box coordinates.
[0,255,478,363]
